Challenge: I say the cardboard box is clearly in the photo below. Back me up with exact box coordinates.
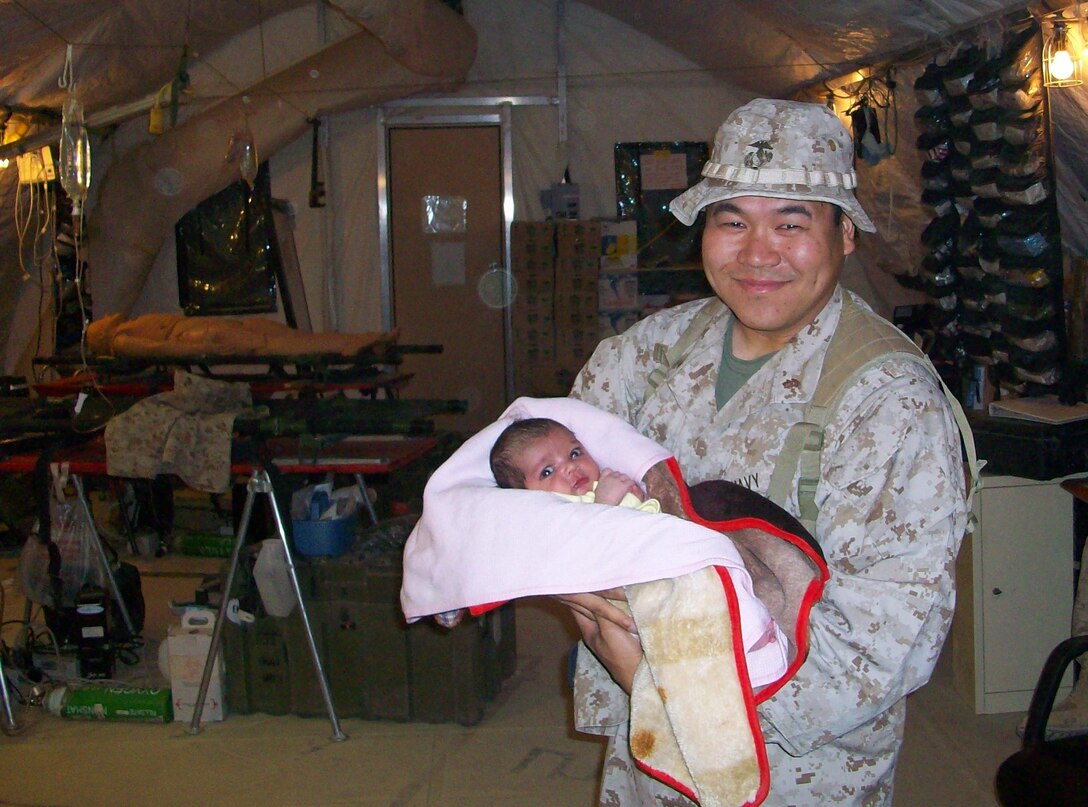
[600,220,638,269]
[598,272,639,311]
[511,255,555,280]
[517,363,570,397]
[513,324,555,354]
[599,310,642,338]
[555,257,599,294]
[167,610,225,723]
[555,292,599,325]
[517,271,555,295]
[555,221,602,259]
[555,274,596,295]
[555,338,598,374]
[511,221,555,259]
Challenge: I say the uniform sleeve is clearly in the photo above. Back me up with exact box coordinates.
[569,303,700,417]
[758,361,969,754]
[569,333,646,418]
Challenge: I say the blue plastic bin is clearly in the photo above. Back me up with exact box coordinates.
[291,512,358,557]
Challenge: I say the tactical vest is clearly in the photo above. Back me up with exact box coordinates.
[646,293,980,534]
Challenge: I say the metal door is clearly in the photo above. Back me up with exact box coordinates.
[382,116,511,434]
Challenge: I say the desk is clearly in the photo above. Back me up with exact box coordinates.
[0,434,437,526]
[31,371,416,401]
[0,434,436,477]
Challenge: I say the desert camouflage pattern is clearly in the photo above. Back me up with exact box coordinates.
[669,99,876,232]
[570,286,969,806]
[104,370,255,493]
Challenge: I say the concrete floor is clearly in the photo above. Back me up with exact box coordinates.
[0,551,1024,807]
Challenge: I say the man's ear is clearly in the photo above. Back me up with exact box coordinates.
[841,215,857,256]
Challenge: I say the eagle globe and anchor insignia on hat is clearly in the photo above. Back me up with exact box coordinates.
[744,140,775,170]
[670,98,877,233]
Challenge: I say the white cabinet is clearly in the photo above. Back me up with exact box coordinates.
[952,474,1076,714]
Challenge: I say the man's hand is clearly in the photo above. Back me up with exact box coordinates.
[594,469,644,505]
[555,591,643,694]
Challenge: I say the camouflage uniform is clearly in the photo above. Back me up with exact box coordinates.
[570,286,969,806]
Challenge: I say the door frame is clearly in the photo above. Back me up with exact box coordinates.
[376,107,515,403]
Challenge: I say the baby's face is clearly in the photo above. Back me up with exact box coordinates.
[517,427,601,496]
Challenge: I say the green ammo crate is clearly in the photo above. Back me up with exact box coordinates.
[220,546,516,725]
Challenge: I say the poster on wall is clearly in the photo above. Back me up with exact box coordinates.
[614,140,709,268]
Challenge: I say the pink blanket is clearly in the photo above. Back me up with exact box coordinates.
[400,396,827,807]
[400,397,778,666]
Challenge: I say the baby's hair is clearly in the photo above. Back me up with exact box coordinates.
[490,417,573,489]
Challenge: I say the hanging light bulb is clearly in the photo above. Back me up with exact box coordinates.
[59,95,92,214]
[1044,21,1083,88]
[0,107,10,171]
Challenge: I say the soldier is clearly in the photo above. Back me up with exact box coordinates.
[560,98,971,805]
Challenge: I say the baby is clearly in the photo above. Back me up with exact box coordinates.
[489,417,660,513]
[433,417,662,628]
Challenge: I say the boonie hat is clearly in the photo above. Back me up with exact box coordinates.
[670,98,877,232]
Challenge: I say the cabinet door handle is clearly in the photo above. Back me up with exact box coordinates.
[992,587,1002,596]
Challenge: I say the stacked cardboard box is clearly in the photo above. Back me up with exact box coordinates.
[510,221,560,396]
[554,221,601,377]
[512,219,650,395]
[597,219,641,339]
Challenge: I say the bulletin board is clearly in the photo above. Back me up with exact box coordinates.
[614,140,709,268]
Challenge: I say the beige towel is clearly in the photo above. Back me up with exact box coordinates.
[627,567,766,807]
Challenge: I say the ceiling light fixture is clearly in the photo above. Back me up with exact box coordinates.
[1043,19,1083,88]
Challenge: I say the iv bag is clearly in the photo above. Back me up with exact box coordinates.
[59,96,91,212]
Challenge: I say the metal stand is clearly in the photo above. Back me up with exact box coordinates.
[0,647,19,734]
[353,473,379,526]
[187,469,347,741]
[71,475,137,637]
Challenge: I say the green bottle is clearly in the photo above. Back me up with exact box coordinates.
[45,685,174,723]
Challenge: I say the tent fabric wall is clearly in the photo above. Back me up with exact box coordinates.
[1052,89,1088,257]
[105,0,759,345]
[3,0,1064,376]
[86,0,476,321]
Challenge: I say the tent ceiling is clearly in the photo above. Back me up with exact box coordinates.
[578,0,1037,96]
[0,0,1076,363]
[0,0,1049,128]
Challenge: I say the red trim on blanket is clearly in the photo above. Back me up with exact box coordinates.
[716,563,773,807]
[632,759,700,803]
[629,560,771,807]
[755,578,825,703]
[666,457,829,572]
[664,455,829,704]
[468,601,504,616]
[470,456,826,807]
[638,458,832,805]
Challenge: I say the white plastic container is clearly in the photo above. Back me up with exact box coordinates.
[165,608,224,723]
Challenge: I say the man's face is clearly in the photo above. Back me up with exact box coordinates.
[516,427,601,496]
[701,196,856,358]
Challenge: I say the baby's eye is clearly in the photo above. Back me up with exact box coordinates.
[570,448,582,458]
[540,466,553,479]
